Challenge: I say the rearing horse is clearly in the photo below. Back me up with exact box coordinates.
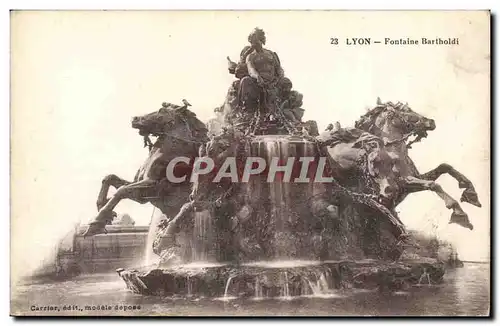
[83,102,209,237]
[355,98,481,230]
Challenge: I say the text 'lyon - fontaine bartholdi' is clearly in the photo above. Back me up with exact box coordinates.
[344,37,460,45]
[383,37,459,45]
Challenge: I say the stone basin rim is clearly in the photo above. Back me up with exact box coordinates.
[118,258,444,274]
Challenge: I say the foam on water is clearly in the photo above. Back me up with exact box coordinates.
[277,296,295,301]
[214,296,238,302]
[302,293,344,299]
[177,262,227,269]
[243,260,321,269]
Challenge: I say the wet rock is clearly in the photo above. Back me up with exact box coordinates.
[116,259,445,299]
[350,260,445,292]
[158,247,183,267]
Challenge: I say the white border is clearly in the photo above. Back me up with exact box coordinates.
[2,0,497,324]
[2,0,500,10]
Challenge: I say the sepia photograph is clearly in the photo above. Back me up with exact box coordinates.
[9,10,490,316]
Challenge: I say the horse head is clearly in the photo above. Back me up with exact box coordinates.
[132,103,178,136]
[353,132,400,207]
[131,102,209,151]
[356,99,436,146]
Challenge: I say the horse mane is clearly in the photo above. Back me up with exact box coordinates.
[354,100,407,132]
[319,127,381,148]
[163,102,210,143]
[180,110,210,143]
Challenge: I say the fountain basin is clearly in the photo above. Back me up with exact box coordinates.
[116,259,445,298]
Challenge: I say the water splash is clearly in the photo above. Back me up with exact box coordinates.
[319,270,330,291]
[307,279,321,295]
[306,270,331,296]
[417,268,432,286]
[144,209,162,267]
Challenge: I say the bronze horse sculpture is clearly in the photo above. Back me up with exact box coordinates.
[317,126,400,206]
[355,98,481,230]
[83,102,209,237]
[315,127,410,250]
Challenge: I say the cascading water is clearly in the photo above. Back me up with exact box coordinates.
[301,278,312,296]
[247,135,324,260]
[301,268,335,297]
[187,275,193,297]
[192,210,214,262]
[144,208,163,267]
[418,268,432,285]
[266,140,289,258]
[281,271,291,299]
[223,275,236,301]
[254,277,263,300]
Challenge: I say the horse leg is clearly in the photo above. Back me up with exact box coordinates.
[419,163,481,207]
[402,176,473,230]
[96,174,132,210]
[83,179,158,237]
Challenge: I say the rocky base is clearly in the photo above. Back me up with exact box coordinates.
[116,259,445,298]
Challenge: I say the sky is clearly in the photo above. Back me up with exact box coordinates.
[10,11,490,276]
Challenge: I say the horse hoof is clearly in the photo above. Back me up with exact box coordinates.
[449,212,473,230]
[460,188,481,208]
[82,222,107,237]
[95,210,117,225]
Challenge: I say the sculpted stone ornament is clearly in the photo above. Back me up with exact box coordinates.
[277,78,305,124]
[224,28,314,137]
[280,90,305,123]
[237,28,284,113]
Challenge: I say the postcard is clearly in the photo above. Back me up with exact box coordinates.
[10,10,490,316]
